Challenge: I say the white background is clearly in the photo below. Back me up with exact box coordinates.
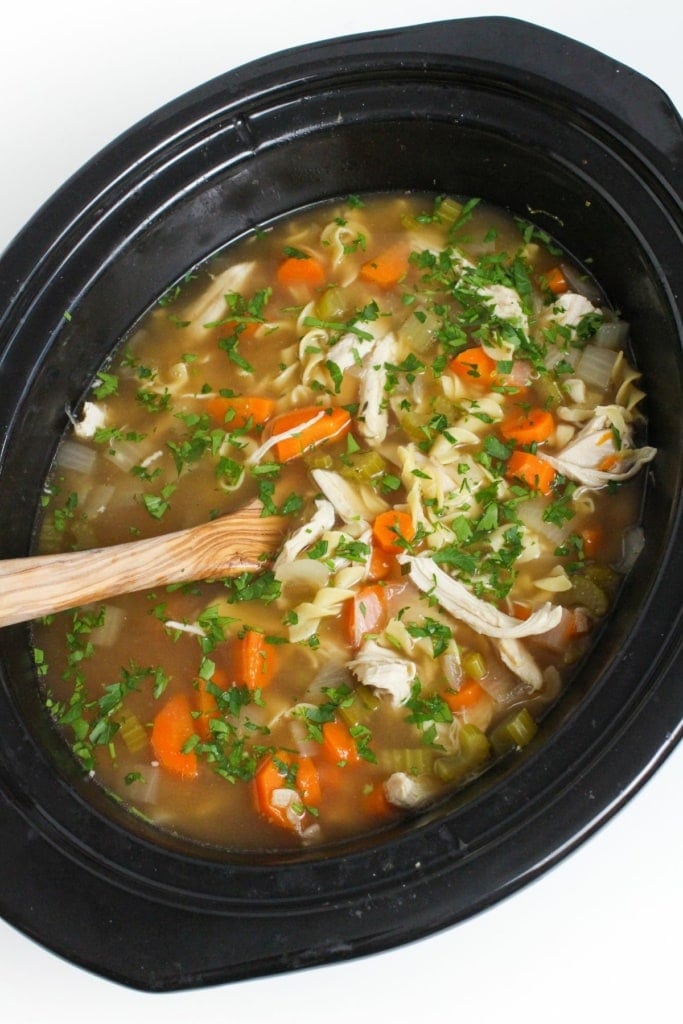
[0,1,681,1020]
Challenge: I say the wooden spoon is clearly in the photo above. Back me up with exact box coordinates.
[0,501,287,629]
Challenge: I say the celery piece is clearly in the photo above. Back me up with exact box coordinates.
[459,723,491,762]
[377,747,437,775]
[338,450,387,483]
[398,307,440,355]
[304,451,335,471]
[437,196,464,226]
[559,574,609,617]
[399,409,428,442]
[534,375,564,409]
[400,212,419,231]
[462,650,487,680]
[116,712,149,754]
[356,684,381,712]
[313,287,347,323]
[490,707,538,756]
[583,563,620,597]
[434,724,490,783]
[430,395,457,419]
[338,685,380,730]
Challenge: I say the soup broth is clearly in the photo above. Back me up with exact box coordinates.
[33,193,655,850]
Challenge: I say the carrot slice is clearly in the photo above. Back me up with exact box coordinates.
[372,510,415,554]
[544,266,569,295]
[444,679,485,713]
[511,601,533,621]
[362,782,394,818]
[219,318,260,340]
[359,245,409,288]
[276,255,326,288]
[368,543,396,581]
[449,346,498,386]
[321,718,361,766]
[229,631,277,691]
[580,526,603,559]
[150,692,198,779]
[205,394,276,429]
[268,405,352,462]
[253,749,321,831]
[506,450,556,495]
[533,607,592,652]
[499,407,555,445]
[193,677,217,741]
[342,584,388,649]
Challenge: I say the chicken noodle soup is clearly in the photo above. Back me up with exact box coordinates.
[33,193,656,850]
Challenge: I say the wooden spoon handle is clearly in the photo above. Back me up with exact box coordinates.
[0,505,284,628]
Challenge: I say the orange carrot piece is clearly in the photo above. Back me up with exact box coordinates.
[580,526,603,559]
[444,679,485,713]
[533,607,592,652]
[544,266,569,295]
[499,407,555,445]
[506,450,556,495]
[368,543,396,581]
[230,631,277,691]
[193,667,232,740]
[193,677,218,741]
[205,394,276,429]
[372,509,416,554]
[511,601,533,621]
[321,718,361,766]
[269,405,352,462]
[342,584,388,649]
[150,692,199,780]
[598,453,620,472]
[220,317,260,340]
[449,346,498,386]
[253,749,321,831]
[363,782,394,818]
[276,255,326,288]
[359,245,409,288]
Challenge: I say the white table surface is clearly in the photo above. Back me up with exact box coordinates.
[1,2,681,1020]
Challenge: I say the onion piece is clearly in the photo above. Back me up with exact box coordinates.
[90,605,126,647]
[55,440,96,475]
[574,345,619,391]
[616,525,646,573]
[517,497,574,548]
[593,320,630,350]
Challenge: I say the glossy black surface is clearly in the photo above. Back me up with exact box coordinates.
[0,17,681,990]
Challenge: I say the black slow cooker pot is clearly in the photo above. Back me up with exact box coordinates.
[0,17,681,991]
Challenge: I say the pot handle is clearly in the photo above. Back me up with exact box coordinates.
[295,17,683,192]
[420,18,683,186]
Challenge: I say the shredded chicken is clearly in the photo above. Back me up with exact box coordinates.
[75,401,107,438]
[494,637,544,690]
[326,330,377,373]
[246,409,326,466]
[273,499,336,579]
[539,404,656,487]
[357,332,397,444]
[181,261,256,336]
[384,772,438,809]
[547,291,597,328]
[311,468,389,523]
[399,554,562,638]
[481,282,529,331]
[453,251,530,337]
[348,639,416,706]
